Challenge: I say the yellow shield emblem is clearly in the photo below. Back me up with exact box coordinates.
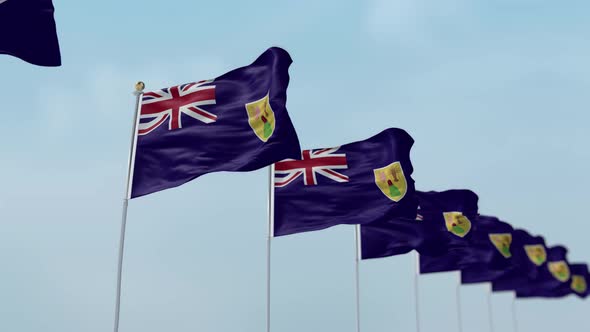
[489,233,513,258]
[571,275,587,294]
[443,212,472,238]
[245,93,275,142]
[548,261,570,282]
[373,161,407,202]
[524,245,547,266]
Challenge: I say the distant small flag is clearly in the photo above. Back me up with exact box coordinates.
[131,47,301,198]
[517,263,588,299]
[273,128,417,237]
[516,245,571,298]
[460,216,515,284]
[492,230,546,292]
[0,0,61,66]
[415,190,480,274]
[569,264,589,299]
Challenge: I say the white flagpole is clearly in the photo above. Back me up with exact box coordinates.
[487,284,495,332]
[456,274,463,332]
[266,164,275,332]
[355,225,362,332]
[511,293,518,332]
[413,252,421,332]
[113,82,144,332]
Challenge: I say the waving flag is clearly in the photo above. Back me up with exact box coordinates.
[273,128,417,237]
[0,0,61,66]
[516,245,571,298]
[131,47,301,198]
[534,263,589,299]
[492,230,546,292]
[460,217,515,284]
[416,190,481,274]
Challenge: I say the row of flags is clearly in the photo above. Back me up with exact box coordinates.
[126,47,588,300]
[2,1,585,329]
[2,2,585,298]
[2,0,583,298]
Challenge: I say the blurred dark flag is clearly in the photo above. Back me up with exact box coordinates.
[416,190,481,274]
[273,128,417,237]
[492,230,546,292]
[568,264,589,299]
[0,0,61,66]
[516,245,571,298]
[518,263,588,299]
[460,216,516,284]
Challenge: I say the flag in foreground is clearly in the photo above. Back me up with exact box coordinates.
[131,47,301,198]
[0,0,61,66]
[273,128,417,236]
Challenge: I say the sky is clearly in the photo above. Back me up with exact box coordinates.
[1,0,589,331]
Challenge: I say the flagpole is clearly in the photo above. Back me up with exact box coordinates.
[456,274,463,332]
[413,252,421,332]
[355,225,362,332]
[113,82,144,332]
[487,284,495,332]
[511,293,518,332]
[266,164,275,332]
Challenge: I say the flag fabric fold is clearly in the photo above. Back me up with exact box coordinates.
[131,47,301,198]
[273,128,417,237]
[0,0,61,66]
[360,216,447,260]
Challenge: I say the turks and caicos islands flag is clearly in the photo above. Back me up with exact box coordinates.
[130,47,301,198]
[460,217,516,284]
[272,128,418,237]
[0,0,61,66]
[415,190,481,274]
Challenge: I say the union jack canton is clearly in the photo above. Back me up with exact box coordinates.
[139,80,216,135]
[274,147,349,187]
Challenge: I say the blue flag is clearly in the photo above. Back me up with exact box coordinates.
[360,216,447,260]
[0,0,61,66]
[131,48,301,198]
[492,230,546,292]
[516,246,571,298]
[273,128,417,237]
[460,216,515,284]
[416,190,481,274]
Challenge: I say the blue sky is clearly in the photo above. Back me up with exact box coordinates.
[1,0,589,331]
